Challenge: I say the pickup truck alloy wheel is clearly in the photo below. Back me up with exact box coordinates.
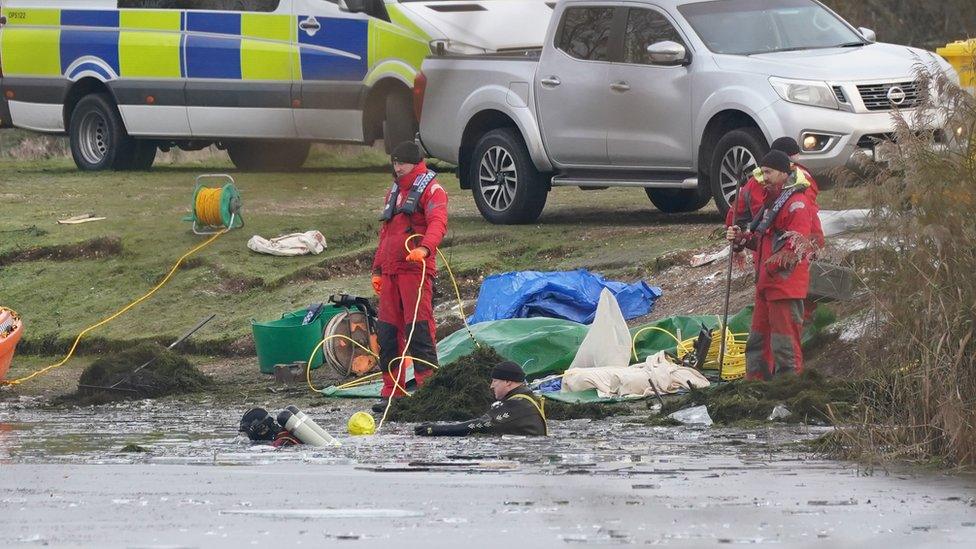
[708,128,768,215]
[719,145,757,204]
[469,128,548,224]
[479,145,518,211]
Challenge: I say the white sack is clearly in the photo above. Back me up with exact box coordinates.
[248,230,327,257]
[561,351,709,398]
[569,288,631,370]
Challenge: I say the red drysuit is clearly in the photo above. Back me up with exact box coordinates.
[726,165,824,325]
[372,161,448,397]
[740,184,817,380]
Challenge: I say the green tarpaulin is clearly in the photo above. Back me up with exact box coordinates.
[319,307,833,400]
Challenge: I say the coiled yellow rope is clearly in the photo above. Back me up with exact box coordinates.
[195,187,226,227]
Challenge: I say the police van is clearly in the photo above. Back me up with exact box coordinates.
[0,0,554,171]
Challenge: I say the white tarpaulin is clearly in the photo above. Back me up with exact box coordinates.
[569,288,631,370]
[247,231,327,257]
[562,352,710,398]
[690,209,873,267]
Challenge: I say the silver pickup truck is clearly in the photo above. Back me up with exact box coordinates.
[416,0,956,224]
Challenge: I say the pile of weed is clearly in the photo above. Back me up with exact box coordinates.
[387,346,637,422]
[661,370,859,425]
[386,346,501,422]
[63,343,213,405]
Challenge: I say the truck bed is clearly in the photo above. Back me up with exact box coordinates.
[419,53,541,165]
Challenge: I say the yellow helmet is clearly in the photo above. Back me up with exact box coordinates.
[348,411,376,436]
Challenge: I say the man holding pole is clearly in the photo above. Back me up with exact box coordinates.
[727,150,816,380]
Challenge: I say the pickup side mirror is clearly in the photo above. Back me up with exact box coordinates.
[341,0,367,13]
[858,27,876,43]
[646,41,690,66]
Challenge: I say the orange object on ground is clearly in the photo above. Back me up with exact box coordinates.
[0,308,24,382]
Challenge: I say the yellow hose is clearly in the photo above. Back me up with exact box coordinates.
[3,229,227,386]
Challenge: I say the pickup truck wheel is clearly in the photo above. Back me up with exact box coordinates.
[709,128,768,215]
[69,93,135,171]
[470,128,548,225]
[645,188,711,213]
[227,141,310,172]
[383,90,417,154]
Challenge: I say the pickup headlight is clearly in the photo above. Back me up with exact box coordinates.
[769,77,838,110]
[429,39,489,56]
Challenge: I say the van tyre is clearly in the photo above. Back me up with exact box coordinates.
[383,90,417,154]
[645,188,711,213]
[470,128,548,225]
[227,140,310,172]
[118,140,157,171]
[709,128,768,216]
[69,93,138,171]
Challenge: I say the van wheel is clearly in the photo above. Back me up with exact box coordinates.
[118,140,157,171]
[645,188,711,213]
[709,128,768,215]
[470,128,548,225]
[383,90,417,153]
[227,141,310,172]
[69,93,136,171]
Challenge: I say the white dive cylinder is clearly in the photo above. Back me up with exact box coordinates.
[281,406,341,447]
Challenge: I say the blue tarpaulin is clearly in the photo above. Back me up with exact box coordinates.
[468,269,662,325]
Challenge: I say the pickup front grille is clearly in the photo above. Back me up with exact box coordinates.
[857,133,894,149]
[856,81,921,111]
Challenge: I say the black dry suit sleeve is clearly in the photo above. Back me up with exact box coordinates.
[425,415,493,437]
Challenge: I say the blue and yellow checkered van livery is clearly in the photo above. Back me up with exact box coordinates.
[0,4,430,139]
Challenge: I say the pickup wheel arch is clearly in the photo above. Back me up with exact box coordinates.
[458,110,521,190]
[698,110,768,214]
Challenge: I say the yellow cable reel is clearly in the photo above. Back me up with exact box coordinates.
[185,174,244,235]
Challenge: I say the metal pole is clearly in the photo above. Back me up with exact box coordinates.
[718,175,748,381]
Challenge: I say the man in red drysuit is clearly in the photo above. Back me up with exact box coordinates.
[371,142,448,402]
[727,150,817,380]
[725,137,824,324]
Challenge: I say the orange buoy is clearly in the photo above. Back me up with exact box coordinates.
[0,308,23,382]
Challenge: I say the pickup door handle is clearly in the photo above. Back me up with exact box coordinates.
[540,76,561,88]
[610,81,631,92]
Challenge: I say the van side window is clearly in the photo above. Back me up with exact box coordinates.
[556,7,614,62]
[623,8,685,65]
[118,1,281,11]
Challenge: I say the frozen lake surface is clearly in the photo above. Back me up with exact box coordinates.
[1,396,974,547]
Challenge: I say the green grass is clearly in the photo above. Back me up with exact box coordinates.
[0,149,722,368]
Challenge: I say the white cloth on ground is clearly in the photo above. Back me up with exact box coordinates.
[561,351,709,398]
[569,288,631,370]
[247,231,327,256]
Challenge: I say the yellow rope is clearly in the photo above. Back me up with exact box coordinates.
[3,228,227,386]
[630,325,747,381]
[195,187,225,227]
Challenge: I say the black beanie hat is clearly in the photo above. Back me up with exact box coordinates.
[770,137,800,157]
[391,141,423,164]
[491,361,526,383]
[759,150,791,175]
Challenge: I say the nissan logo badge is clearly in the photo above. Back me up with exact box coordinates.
[887,86,907,106]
